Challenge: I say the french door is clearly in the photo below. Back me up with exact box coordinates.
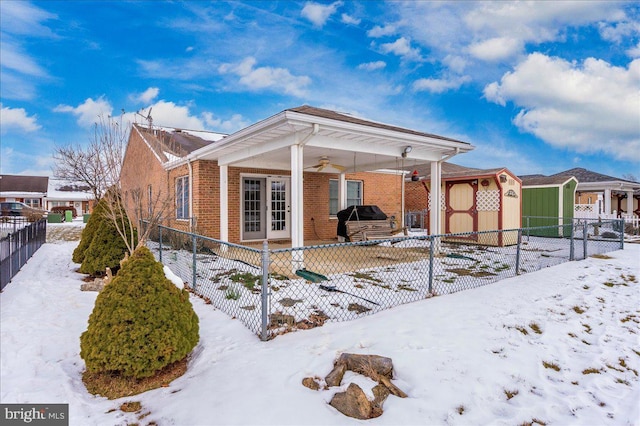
[241,176,290,241]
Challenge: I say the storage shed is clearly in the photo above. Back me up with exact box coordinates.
[519,174,578,237]
[405,163,522,246]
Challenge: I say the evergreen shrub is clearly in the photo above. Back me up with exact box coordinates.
[80,246,199,379]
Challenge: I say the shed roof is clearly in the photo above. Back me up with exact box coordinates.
[0,174,49,193]
[519,175,576,186]
[410,162,510,180]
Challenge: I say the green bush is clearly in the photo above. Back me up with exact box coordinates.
[80,246,199,379]
[72,200,106,264]
[73,196,137,276]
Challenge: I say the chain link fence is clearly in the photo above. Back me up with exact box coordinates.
[142,217,624,341]
[1,218,47,290]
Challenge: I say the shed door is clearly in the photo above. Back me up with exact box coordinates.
[445,180,478,240]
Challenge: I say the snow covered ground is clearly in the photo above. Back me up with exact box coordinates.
[1,235,639,425]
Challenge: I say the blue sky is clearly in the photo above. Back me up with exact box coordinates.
[1,1,639,179]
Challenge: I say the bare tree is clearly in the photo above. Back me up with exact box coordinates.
[622,173,638,183]
[53,114,128,201]
[102,186,174,254]
[55,113,173,257]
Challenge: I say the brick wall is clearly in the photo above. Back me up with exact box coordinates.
[121,133,404,244]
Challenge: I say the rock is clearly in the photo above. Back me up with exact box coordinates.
[325,362,347,387]
[371,384,390,418]
[347,303,371,314]
[80,278,106,292]
[336,353,394,379]
[379,375,408,398]
[329,383,372,420]
[269,312,296,328]
[302,377,321,391]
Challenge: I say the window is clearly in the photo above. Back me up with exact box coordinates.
[329,179,363,215]
[24,199,41,208]
[176,176,189,219]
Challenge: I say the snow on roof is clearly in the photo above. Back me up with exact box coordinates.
[46,180,93,201]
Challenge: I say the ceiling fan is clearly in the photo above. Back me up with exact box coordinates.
[305,156,347,172]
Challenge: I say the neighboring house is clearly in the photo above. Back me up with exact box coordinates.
[519,174,578,237]
[120,105,474,247]
[405,162,521,246]
[0,175,48,209]
[522,168,640,219]
[45,180,95,215]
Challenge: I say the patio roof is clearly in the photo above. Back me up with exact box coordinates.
[175,105,474,172]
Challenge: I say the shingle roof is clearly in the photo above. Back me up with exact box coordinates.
[134,124,221,161]
[287,105,470,145]
[410,162,507,180]
[0,175,49,193]
[519,175,576,186]
[550,167,638,184]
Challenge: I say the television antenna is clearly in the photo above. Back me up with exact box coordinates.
[136,107,153,128]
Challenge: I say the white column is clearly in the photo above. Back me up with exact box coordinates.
[604,189,612,215]
[290,145,304,270]
[338,173,346,210]
[429,161,442,235]
[219,165,228,243]
[626,191,634,216]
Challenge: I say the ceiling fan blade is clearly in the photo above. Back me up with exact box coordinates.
[304,163,323,170]
[331,163,347,172]
[317,164,327,172]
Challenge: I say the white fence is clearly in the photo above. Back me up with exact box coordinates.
[574,203,639,229]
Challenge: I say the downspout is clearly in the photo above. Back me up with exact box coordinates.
[187,159,194,233]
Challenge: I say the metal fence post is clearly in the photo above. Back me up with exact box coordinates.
[158,226,163,262]
[192,233,197,291]
[569,219,575,261]
[261,240,270,341]
[515,229,522,275]
[428,236,434,294]
[619,219,625,250]
[583,221,588,260]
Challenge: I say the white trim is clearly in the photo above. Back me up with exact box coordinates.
[219,165,228,243]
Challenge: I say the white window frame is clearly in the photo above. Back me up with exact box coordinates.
[329,179,363,216]
[24,198,41,208]
[176,176,189,220]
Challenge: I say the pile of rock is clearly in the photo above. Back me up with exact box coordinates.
[302,353,407,420]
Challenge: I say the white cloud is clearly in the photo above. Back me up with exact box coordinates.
[0,41,48,77]
[341,13,361,25]
[484,53,640,160]
[201,112,250,133]
[132,87,160,104]
[627,42,640,58]
[357,61,386,71]
[0,1,57,37]
[379,37,422,61]
[598,20,640,44]
[0,104,41,133]
[301,1,342,28]
[130,100,206,130]
[218,57,311,97]
[53,97,113,127]
[413,76,471,94]
[367,24,396,38]
[442,55,468,74]
[468,37,523,62]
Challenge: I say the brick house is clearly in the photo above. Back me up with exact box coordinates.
[0,175,48,208]
[120,106,473,247]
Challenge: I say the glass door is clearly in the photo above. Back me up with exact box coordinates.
[267,177,290,240]
[242,178,266,240]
